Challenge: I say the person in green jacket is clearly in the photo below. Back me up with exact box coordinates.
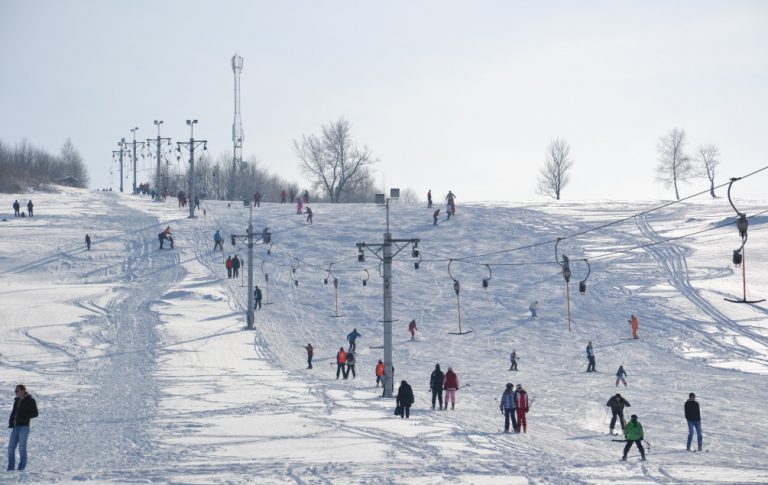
[622,414,646,461]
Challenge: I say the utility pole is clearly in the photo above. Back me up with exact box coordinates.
[356,189,419,398]
[230,53,244,200]
[231,203,255,329]
[113,137,127,193]
[129,127,145,194]
[176,119,207,218]
[146,120,170,200]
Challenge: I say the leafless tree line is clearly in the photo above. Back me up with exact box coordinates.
[0,139,90,193]
[656,128,720,200]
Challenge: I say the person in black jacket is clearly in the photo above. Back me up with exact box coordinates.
[12,200,20,217]
[396,380,414,419]
[685,392,703,451]
[85,234,91,251]
[430,364,444,410]
[26,200,33,217]
[7,384,38,471]
[606,393,630,435]
[232,255,241,278]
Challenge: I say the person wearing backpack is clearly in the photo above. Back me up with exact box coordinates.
[430,364,444,410]
[499,383,518,433]
[622,415,646,461]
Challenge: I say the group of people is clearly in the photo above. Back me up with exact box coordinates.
[11,200,33,218]
[430,190,458,225]
[498,382,530,433]
[225,255,242,278]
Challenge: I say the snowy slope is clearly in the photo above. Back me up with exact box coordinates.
[1,188,767,484]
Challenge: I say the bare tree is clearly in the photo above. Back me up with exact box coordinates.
[294,118,376,203]
[695,144,720,198]
[537,138,574,200]
[656,128,693,200]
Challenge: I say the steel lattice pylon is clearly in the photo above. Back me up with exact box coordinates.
[230,53,244,200]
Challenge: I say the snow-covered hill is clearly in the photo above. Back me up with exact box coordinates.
[2,188,767,483]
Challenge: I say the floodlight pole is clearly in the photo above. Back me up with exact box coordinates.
[129,127,144,194]
[176,119,206,219]
[148,120,170,201]
[115,138,127,193]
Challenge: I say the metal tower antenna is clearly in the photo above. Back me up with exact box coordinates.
[230,53,244,200]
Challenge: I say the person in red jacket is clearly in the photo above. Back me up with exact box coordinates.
[443,367,459,410]
[375,360,385,387]
[225,256,233,279]
[514,384,529,433]
[408,319,417,340]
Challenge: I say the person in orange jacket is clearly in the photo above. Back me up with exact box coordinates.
[375,360,385,387]
[628,314,639,339]
[336,347,347,379]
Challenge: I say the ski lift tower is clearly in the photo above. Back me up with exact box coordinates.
[230,53,244,201]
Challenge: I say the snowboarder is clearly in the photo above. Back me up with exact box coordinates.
[7,384,38,471]
[280,190,287,204]
[408,319,417,340]
[347,328,361,352]
[225,256,233,278]
[607,393,630,434]
[443,367,459,410]
[344,351,356,379]
[586,341,596,372]
[628,314,639,339]
[685,392,703,451]
[85,234,91,251]
[529,301,539,319]
[232,255,241,278]
[427,190,432,208]
[430,364,444,410]
[305,206,313,224]
[509,350,518,371]
[514,384,529,433]
[304,343,314,369]
[615,365,628,387]
[375,360,384,387]
[500,383,518,433]
[433,209,440,225]
[254,286,262,309]
[213,230,223,251]
[396,380,414,419]
[26,200,33,217]
[335,347,347,379]
[12,200,20,217]
[622,415,646,461]
[296,198,303,214]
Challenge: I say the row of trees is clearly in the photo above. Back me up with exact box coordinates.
[536,128,721,201]
[0,139,90,193]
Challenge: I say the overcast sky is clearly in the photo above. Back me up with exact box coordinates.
[1,0,767,202]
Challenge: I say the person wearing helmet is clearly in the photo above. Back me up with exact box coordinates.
[622,415,646,461]
[499,383,517,433]
[514,384,530,433]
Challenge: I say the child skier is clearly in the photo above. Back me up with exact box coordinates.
[615,365,628,387]
[509,350,518,371]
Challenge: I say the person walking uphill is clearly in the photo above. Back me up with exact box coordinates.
[430,364,444,410]
[500,383,518,433]
[336,347,347,379]
[396,380,414,419]
[7,384,38,471]
[586,341,596,372]
[615,365,628,387]
[606,393,630,435]
[443,367,459,410]
[622,415,646,461]
[213,230,223,251]
[347,328,361,352]
[304,344,314,369]
[685,393,703,451]
[225,256,233,279]
[514,384,530,433]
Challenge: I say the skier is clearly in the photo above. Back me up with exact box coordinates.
[628,314,639,339]
[296,198,303,215]
[443,367,459,410]
[427,189,432,208]
[615,365,628,387]
[254,191,261,207]
[529,301,539,319]
[345,351,356,379]
[7,384,38,471]
[514,384,530,433]
[375,360,384,387]
[433,209,440,225]
[685,392,703,451]
[335,347,347,379]
[396,380,415,419]
[280,190,287,204]
[346,328,361,352]
[305,206,313,224]
[232,255,241,278]
[509,350,518,371]
[12,200,20,217]
[500,383,518,433]
[213,230,223,251]
[606,393,630,434]
[408,319,417,340]
[586,341,596,372]
[304,343,314,369]
[429,364,444,410]
[225,256,233,279]
[254,286,262,309]
[85,234,91,251]
[26,200,33,217]
[622,415,646,461]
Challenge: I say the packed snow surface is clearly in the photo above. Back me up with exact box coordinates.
[1,188,767,483]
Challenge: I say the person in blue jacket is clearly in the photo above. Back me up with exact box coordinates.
[213,230,223,251]
[347,328,361,352]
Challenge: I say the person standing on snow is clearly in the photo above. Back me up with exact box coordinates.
[615,365,628,387]
[26,200,33,217]
[305,206,313,224]
[427,190,432,208]
[346,328,361,352]
[225,256,233,278]
[445,191,456,215]
[254,286,262,310]
[586,341,596,372]
[280,190,287,204]
[7,384,38,471]
[396,380,415,419]
[232,255,241,278]
[500,383,518,433]
[606,393,630,435]
[408,319,417,340]
[336,347,347,380]
[345,351,356,379]
[628,314,639,339]
[296,197,303,214]
[254,191,261,207]
[213,230,223,251]
[303,190,309,204]
[85,234,91,251]
[514,384,529,433]
[304,344,314,369]
[685,393,703,451]
[509,350,518,371]
[622,415,646,461]
[12,200,20,217]
[375,360,385,387]
[433,209,440,225]
[443,367,459,410]
[529,301,539,319]
[430,364,444,410]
